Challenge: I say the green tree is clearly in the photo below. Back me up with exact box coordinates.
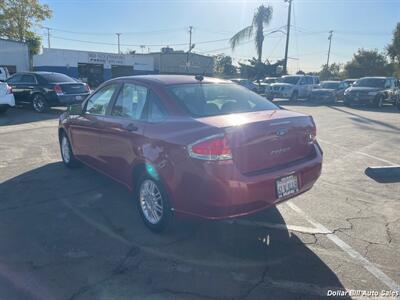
[214,54,237,77]
[230,4,273,63]
[0,0,52,55]
[343,49,392,78]
[319,63,342,80]
[239,57,283,80]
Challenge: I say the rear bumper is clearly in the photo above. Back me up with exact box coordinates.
[48,93,90,106]
[169,143,323,219]
[0,94,15,107]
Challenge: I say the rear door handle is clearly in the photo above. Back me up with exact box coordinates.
[125,123,138,132]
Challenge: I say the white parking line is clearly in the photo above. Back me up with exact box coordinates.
[318,138,398,166]
[286,202,400,293]
[225,219,331,234]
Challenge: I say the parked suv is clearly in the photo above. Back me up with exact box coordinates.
[6,72,91,112]
[269,75,320,101]
[343,77,399,108]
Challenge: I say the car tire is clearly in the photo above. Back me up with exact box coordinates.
[375,95,384,108]
[0,105,9,113]
[289,91,298,102]
[136,172,172,233]
[32,94,49,113]
[59,132,81,168]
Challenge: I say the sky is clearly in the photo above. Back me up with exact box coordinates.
[36,0,400,73]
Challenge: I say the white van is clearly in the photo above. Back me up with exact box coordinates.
[269,75,320,101]
[0,67,10,82]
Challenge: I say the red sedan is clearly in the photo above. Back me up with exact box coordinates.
[59,75,322,232]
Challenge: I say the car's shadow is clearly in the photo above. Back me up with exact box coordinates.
[0,106,65,126]
[0,162,349,299]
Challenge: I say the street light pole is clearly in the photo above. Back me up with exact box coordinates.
[186,26,193,72]
[326,30,333,67]
[116,33,121,54]
[44,27,51,48]
[283,0,292,75]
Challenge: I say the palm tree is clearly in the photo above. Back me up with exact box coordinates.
[230,4,273,63]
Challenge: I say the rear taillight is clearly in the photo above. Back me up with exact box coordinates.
[53,84,63,95]
[188,134,232,160]
[6,84,12,94]
[84,83,91,93]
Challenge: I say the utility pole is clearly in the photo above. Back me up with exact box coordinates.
[326,30,333,67]
[186,26,193,72]
[116,33,121,54]
[44,27,51,48]
[283,0,292,75]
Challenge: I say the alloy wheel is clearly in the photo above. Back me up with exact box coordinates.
[33,95,45,112]
[139,179,164,224]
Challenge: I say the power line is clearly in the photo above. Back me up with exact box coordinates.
[39,26,186,36]
[43,34,232,48]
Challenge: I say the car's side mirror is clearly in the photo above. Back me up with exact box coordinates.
[67,103,84,115]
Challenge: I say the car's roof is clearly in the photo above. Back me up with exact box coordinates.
[322,80,340,83]
[13,71,66,76]
[118,74,231,85]
[360,76,389,80]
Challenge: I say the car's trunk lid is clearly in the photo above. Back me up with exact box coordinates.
[58,82,87,94]
[197,110,316,174]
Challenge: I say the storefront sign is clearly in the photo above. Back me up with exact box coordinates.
[88,53,125,65]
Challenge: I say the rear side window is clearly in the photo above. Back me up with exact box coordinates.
[168,83,278,118]
[147,91,166,122]
[86,84,118,115]
[112,83,148,120]
[21,74,36,84]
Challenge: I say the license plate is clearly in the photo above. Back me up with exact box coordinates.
[276,174,299,199]
[75,95,83,101]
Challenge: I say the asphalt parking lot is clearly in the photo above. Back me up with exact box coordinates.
[0,102,399,300]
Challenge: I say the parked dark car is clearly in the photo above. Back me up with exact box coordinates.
[6,72,91,112]
[343,78,358,86]
[343,77,399,108]
[231,78,259,93]
[309,80,349,104]
[58,75,323,232]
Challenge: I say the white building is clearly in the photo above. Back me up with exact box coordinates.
[33,48,155,87]
[0,38,30,74]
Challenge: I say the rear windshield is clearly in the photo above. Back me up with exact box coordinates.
[277,76,300,85]
[168,83,278,117]
[353,78,385,88]
[39,73,76,83]
[321,82,339,89]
